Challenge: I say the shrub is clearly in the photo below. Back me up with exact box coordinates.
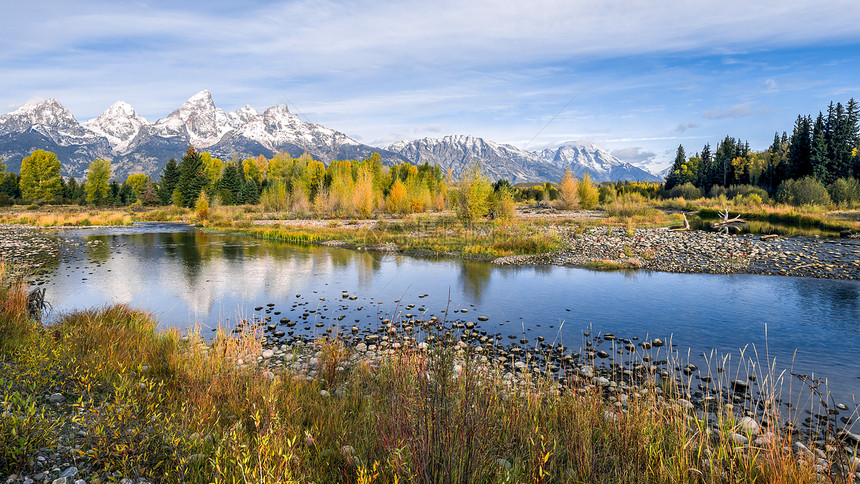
[726,184,769,203]
[776,177,831,206]
[605,192,657,217]
[828,177,860,205]
[194,193,210,220]
[668,182,702,200]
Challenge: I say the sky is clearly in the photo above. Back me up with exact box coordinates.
[2,0,860,172]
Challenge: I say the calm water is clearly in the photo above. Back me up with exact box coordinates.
[37,223,860,404]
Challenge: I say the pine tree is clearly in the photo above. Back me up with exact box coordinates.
[176,147,207,208]
[664,144,686,190]
[811,113,830,183]
[158,158,180,205]
[787,115,812,179]
[240,179,260,205]
[217,162,243,205]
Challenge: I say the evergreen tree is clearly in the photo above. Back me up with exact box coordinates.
[108,181,121,206]
[118,182,137,205]
[176,147,207,208]
[664,144,686,190]
[811,113,830,183]
[217,162,243,204]
[141,178,160,206]
[239,179,260,205]
[787,115,812,179]
[0,172,20,200]
[158,158,180,205]
[697,143,713,189]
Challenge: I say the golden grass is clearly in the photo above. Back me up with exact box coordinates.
[0,256,852,482]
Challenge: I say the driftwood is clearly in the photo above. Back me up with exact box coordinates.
[27,287,46,322]
[669,213,691,232]
[712,208,745,227]
[761,234,779,240]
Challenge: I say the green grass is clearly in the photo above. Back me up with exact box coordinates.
[206,216,565,261]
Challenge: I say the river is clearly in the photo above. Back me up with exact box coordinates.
[34,223,860,407]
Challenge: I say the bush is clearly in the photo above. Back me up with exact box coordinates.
[776,177,832,206]
[194,193,210,220]
[605,192,657,217]
[668,182,702,200]
[726,184,769,203]
[828,178,860,205]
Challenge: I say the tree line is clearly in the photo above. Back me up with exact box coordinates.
[664,99,860,205]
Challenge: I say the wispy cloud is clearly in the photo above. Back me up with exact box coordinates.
[610,147,657,165]
[702,102,772,120]
[0,0,858,168]
[675,123,698,133]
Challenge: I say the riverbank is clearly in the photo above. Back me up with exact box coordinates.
[2,264,859,483]
[3,204,859,281]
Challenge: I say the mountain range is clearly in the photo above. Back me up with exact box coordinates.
[0,91,661,183]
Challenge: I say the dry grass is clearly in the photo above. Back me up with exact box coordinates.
[1,257,853,482]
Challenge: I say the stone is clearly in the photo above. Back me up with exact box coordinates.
[730,433,748,446]
[738,416,760,436]
[730,380,748,393]
[48,393,65,404]
[676,399,694,410]
[52,479,69,484]
[261,349,274,359]
[59,467,78,479]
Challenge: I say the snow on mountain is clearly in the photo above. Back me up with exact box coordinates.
[387,135,562,184]
[0,93,662,183]
[151,90,234,148]
[82,101,149,152]
[0,92,405,179]
[537,141,662,182]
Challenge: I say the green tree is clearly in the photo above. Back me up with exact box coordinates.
[577,172,599,209]
[664,145,686,190]
[125,174,148,198]
[217,162,243,205]
[158,158,180,205]
[19,150,62,203]
[455,162,493,223]
[177,147,208,208]
[85,159,112,205]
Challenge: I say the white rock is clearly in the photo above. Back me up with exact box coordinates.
[738,416,760,436]
[262,349,274,359]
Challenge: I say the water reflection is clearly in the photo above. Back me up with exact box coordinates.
[458,260,492,301]
[39,224,860,403]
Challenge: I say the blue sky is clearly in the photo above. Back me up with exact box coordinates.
[2,0,859,171]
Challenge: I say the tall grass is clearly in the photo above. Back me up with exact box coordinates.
[2,251,857,481]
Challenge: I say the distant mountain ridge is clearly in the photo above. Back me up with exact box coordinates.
[386,137,661,183]
[0,91,409,179]
[0,91,660,183]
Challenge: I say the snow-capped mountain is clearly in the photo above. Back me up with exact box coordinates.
[387,137,660,183]
[0,92,660,183]
[537,142,662,182]
[387,135,563,184]
[82,101,149,153]
[0,91,408,179]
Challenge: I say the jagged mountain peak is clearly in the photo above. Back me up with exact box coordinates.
[1,98,80,132]
[83,101,149,153]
